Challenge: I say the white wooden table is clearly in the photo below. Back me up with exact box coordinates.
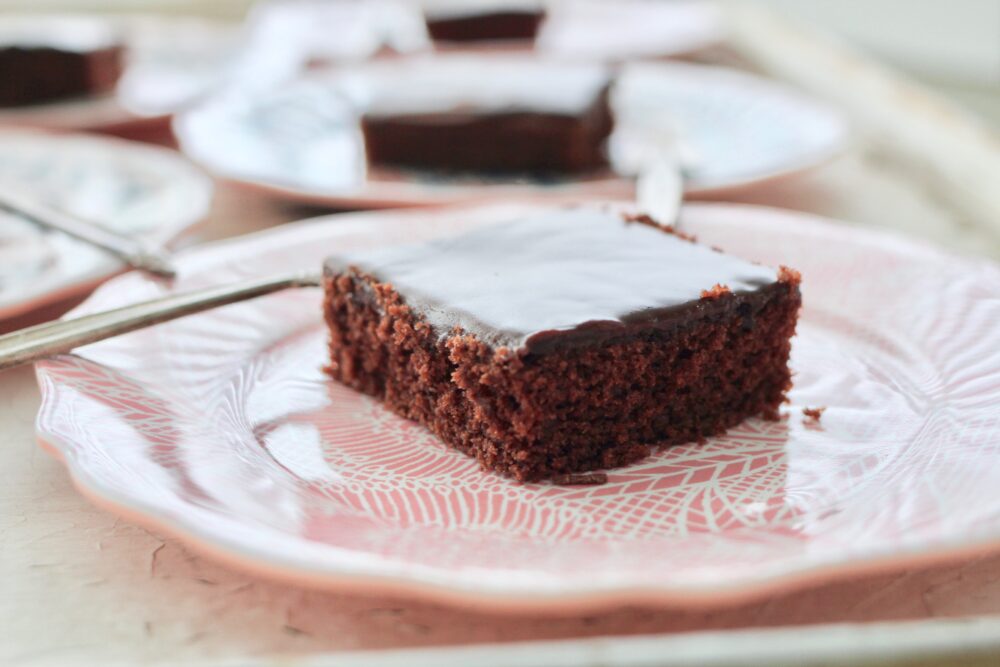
[5,6,1000,665]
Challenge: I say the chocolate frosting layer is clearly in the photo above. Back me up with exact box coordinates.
[324,208,779,353]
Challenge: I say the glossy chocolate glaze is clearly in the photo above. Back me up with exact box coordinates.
[325,209,781,354]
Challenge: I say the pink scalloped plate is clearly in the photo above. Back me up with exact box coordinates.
[34,203,1000,612]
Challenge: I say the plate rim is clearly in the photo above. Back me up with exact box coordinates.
[34,428,1000,614]
[33,202,1000,612]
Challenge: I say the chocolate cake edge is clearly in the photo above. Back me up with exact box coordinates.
[322,242,801,482]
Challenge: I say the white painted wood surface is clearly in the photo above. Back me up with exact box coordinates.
[723,4,1000,255]
[5,5,1000,666]
[744,0,1000,85]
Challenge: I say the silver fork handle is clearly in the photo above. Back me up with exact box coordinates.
[0,188,178,279]
[0,271,321,372]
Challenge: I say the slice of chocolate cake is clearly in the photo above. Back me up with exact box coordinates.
[0,17,125,107]
[323,208,802,482]
[358,56,613,174]
[424,1,546,43]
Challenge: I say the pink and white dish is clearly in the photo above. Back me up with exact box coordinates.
[34,202,1000,612]
[173,60,847,208]
[0,129,212,321]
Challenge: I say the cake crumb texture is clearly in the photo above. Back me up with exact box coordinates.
[700,284,732,299]
[803,406,826,422]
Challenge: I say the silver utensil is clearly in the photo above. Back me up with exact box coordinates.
[0,271,320,372]
[0,188,178,279]
[636,154,685,225]
[633,120,687,225]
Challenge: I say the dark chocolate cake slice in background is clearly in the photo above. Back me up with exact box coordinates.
[423,0,546,43]
[0,17,125,107]
[323,208,801,482]
[357,56,613,174]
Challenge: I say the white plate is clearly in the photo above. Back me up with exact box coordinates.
[174,60,847,208]
[0,130,213,320]
[537,0,726,61]
[116,16,244,118]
